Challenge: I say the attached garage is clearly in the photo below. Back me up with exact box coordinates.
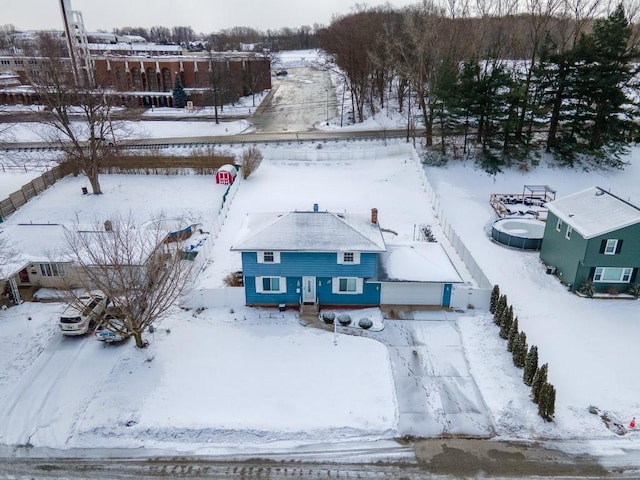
[380,282,451,306]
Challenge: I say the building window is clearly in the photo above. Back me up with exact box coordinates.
[39,263,65,277]
[593,267,633,283]
[332,277,363,294]
[0,60,10,66]
[337,251,360,264]
[565,225,572,240]
[604,239,618,255]
[255,276,286,293]
[257,251,280,263]
[556,218,563,232]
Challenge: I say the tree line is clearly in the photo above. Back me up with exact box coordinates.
[319,1,640,172]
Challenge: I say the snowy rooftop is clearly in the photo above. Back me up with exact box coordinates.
[378,242,463,283]
[231,210,386,253]
[546,186,640,239]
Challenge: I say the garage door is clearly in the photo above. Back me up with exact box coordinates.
[380,282,444,306]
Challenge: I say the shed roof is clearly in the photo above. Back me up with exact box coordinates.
[231,210,386,252]
[546,187,640,239]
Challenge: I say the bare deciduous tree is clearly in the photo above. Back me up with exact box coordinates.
[240,145,263,179]
[63,215,194,348]
[24,32,127,194]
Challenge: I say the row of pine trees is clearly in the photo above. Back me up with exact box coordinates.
[490,285,556,422]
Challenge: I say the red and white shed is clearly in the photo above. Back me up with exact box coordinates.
[215,164,237,185]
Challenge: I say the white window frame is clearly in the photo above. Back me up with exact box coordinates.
[556,218,563,232]
[332,277,363,294]
[257,251,280,264]
[593,267,633,283]
[565,225,573,240]
[604,239,618,255]
[255,276,287,293]
[39,263,65,277]
[337,251,360,264]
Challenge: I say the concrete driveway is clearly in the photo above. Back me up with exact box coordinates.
[366,311,494,438]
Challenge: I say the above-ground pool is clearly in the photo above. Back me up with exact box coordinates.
[491,217,545,250]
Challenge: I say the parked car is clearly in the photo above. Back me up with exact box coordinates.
[275,70,288,77]
[95,314,129,343]
[59,290,109,336]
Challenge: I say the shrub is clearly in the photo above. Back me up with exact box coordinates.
[538,382,556,422]
[240,145,263,179]
[513,331,527,368]
[358,317,373,329]
[628,283,640,299]
[223,271,243,287]
[507,317,519,352]
[321,311,336,324]
[627,283,640,300]
[579,281,594,298]
[337,313,352,325]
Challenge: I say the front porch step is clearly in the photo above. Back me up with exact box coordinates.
[299,302,319,315]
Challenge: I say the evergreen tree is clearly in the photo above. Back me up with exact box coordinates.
[544,3,637,166]
[172,74,188,108]
[507,317,519,352]
[531,363,548,404]
[494,294,508,326]
[490,285,500,314]
[523,345,539,386]
[538,382,556,422]
[499,305,514,339]
[513,331,527,368]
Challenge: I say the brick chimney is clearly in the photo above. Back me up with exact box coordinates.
[371,208,378,225]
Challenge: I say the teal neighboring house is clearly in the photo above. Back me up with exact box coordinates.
[540,187,640,293]
[231,206,386,308]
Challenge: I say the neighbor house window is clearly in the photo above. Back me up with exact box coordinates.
[337,251,360,264]
[603,239,619,255]
[565,226,573,240]
[556,218,563,232]
[593,267,633,283]
[39,263,65,277]
[332,277,363,294]
[257,251,280,263]
[255,276,286,293]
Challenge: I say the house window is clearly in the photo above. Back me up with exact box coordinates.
[604,239,618,255]
[593,267,633,283]
[39,263,65,277]
[255,276,286,293]
[339,278,357,292]
[332,277,363,294]
[257,251,280,263]
[556,218,563,232]
[565,226,572,240]
[337,251,360,264]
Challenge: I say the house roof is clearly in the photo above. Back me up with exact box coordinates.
[378,242,463,283]
[546,187,640,239]
[231,210,386,252]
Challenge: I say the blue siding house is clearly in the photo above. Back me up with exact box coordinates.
[231,207,386,308]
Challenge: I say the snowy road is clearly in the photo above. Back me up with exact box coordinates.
[0,331,123,447]
[252,67,336,133]
[368,312,493,437]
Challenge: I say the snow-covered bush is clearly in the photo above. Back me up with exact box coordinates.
[358,317,373,329]
[321,311,336,324]
[337,313,351,326]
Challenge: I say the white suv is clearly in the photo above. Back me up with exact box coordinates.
[59,290,109,336]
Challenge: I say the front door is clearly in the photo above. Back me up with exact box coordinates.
[18,268,30,285]
[302,276,316,303]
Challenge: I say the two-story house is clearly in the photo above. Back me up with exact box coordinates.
[231,206,386,308]
[540,187,640,293]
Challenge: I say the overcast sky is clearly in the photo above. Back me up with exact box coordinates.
[5,0,419,34]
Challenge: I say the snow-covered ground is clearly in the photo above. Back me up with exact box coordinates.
[1,48,640,457]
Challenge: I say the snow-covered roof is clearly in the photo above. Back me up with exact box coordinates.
[546,186,640,239]
[217,164,237,174]
[231,210,386,252]
[378,242,463,283]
